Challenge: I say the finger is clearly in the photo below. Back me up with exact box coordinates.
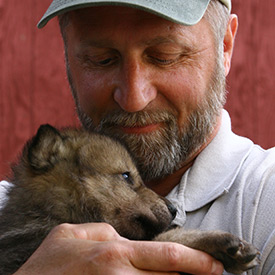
[48,223,126,242]
[78,240,182,275]
[128,241,224,275]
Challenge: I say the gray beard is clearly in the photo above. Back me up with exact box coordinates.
[66,52,226,182]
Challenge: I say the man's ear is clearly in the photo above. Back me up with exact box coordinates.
[223,14,238,76]
[27,124,65,171]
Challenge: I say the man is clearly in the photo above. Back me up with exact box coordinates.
[5,0,275,274]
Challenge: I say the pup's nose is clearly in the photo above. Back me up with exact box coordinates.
[167,203,177,219]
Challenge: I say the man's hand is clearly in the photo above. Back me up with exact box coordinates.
[15,223,224,275]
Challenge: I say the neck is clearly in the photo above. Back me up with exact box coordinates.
[145,160,194,196]
[145,114,222,196]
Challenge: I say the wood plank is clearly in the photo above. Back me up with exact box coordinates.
[0,0,78,178]
[0,0,34,177]
[226,0,275,148]
[1,0,275,178]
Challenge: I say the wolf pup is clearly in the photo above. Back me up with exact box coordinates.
[0,125,260,274]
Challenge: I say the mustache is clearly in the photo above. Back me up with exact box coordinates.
[96,110,177,130]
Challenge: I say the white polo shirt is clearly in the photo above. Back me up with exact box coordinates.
[1,110,274,274]
[167,110,275,275]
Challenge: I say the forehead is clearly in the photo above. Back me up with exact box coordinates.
[65,6,212,46]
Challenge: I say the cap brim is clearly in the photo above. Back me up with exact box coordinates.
[37,0,211,28]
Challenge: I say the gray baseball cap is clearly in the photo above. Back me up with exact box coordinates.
[37,0,231,29]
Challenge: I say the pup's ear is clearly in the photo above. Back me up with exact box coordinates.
[27,124,65,171]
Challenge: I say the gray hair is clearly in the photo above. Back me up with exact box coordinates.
[204,0,230,53]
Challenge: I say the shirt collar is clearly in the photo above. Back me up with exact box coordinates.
[166,109,254,225]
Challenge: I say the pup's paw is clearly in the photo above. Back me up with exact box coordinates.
[154,228,260,274]
[212,233,260,274]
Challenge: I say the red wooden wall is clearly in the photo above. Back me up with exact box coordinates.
[1,0,275,179]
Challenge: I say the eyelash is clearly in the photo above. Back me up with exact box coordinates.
[152,57,175,65]
[81,55,118,68]
[97,58,113,65]
[80,52,182,69]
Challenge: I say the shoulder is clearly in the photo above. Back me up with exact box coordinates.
[245,145,275,171]
[239,145,275,199]
[238,145,275,218]
[237,146,275,275]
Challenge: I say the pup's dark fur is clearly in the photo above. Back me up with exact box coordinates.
[0,125,260,274]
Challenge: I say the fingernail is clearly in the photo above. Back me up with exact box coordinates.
[211,260,224,275]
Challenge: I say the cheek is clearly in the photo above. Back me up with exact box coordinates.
[158,66,211,123]
[69,60,115,123]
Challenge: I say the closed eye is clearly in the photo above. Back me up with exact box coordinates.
[153,57,175,65]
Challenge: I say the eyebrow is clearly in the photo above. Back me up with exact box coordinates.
[78,35,194,52]
[142,35,196,55]
[143,36,181,46]
[79,39,115,48]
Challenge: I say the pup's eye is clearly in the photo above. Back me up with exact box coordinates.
[121,172,132,184]
[122,172,130,180]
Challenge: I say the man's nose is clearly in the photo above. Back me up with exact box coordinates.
[113,59,157,112]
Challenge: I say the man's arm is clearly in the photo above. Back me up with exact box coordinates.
[14,223,224,275]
